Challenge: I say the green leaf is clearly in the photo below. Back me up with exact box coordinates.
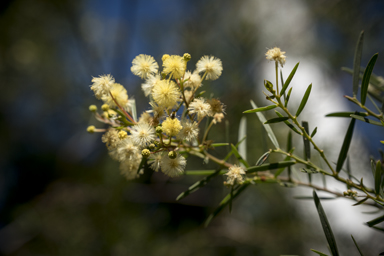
[184,170,226,175]
[231,144,249,168]
[281,62,299,96]
[177,169,223,200]
[243,105,277,113]
[250,100,280,149]
[336,118,356,173]
[352,197,368,206]
[211,143,229,147]
[238,116,247,163]
[311,127,318,138]
[353,31,364,97]
[264,117,289,124]
[351,235,364,256]
[313,190,339,256]
[310,249,329,256]
[275,110,301,135]
[247,161,296,174]
[195,90,206,98]
[204,184,249,227]
[351,114,383,126]
[375,160,383,195]
[285,87,293,107]
[302,121,311,159]
[326,112,368,118]
[367,214,384,227]
[361,53,378,105]
[295,84,312,117]
[256,151,270,166]
[294,196,336,200]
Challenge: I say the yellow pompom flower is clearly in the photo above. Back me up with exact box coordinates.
[196,55,223,80]
[152,80,180,109]
[162,117,183,137]
[101,83,128,108]
[162,55,186,79]
[131,54,159,79]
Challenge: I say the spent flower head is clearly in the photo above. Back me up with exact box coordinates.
[225,165,246,185]
[265,47,286,67]
[188,97,212,120]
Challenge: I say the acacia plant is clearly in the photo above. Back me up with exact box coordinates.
[87,31,384,255]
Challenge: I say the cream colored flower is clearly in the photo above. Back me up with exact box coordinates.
[90,74,115,99]
[177,120,199,141]
[130,123,156,148]
[109,137,140,162]
[148,152,162,172]
[162,55,186,79]
[188,98,212,120]
[265,47,286,67]
[225,165,246,185]
[101,83,128,108]
[213,113,225,124]
[152,80,180,109]
[183,71,201,88]
[160,154,186,177]
[119,154,143,180]
[196,56,223,80]
[141,74,161,97]
[101,128,120,149]
[131,54,159,79]
[162,117,183,137]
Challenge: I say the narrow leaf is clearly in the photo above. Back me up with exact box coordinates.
[281,62,299,96]
[313,190,339,256]
[247,161,296,174]
[250,100,280,149]
[294,196,336,200]
[275,110,301,135]
[350,114,382,126]
[243,105,277,113]
[264,117,289,124]
[302,121,311,159]
[231,144,249,168]
[311,127,318,138]
[238,116,247,162]
[351,235,364,256]
[310,249,329,256]
[177,169,222,200]
[353,31,364,97]
[295,84,312,117]
[361,53,378,105]
[375,160,383,195]
[367,214,384,227]
[285,87,293,107]
[211,143,229,147]
[352,197,368,206]
[205,184,249,227]
[326,111,367,118]
[256,151,270,166]
[336,118,356,173]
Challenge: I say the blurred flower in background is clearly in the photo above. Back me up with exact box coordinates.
[0,0,384,255]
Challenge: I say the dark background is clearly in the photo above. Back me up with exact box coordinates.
[0,0,384,255]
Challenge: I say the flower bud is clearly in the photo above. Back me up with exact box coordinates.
[89,105,97,112]
[183,53,191,62]
[142,149,151,158]
[118,130,128,139]
[101,104,109,111]
[149,143,156,151]
[87,125,95,133]
[156,126,163,134]
[168,151,177,159]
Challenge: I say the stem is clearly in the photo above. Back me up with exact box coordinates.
[275,61,279,95]
[202,119,215,143]
[344,95,384,121]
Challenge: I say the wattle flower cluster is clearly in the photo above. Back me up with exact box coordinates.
[88,53,225,180]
